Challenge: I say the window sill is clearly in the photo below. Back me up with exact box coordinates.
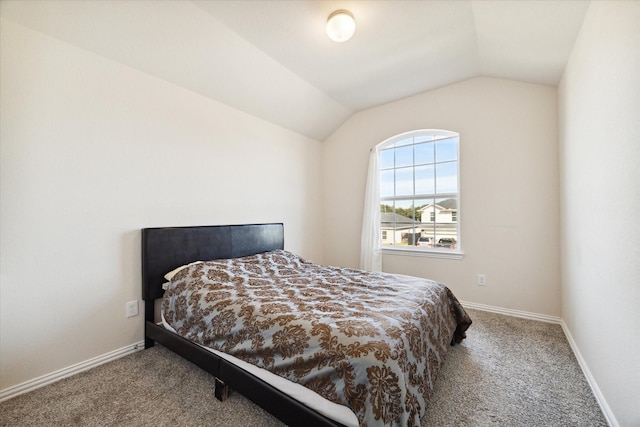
[382,247,464,260]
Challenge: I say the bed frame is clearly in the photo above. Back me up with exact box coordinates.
[142,223,346,426]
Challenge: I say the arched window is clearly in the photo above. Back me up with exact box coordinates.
[377,129,460,253]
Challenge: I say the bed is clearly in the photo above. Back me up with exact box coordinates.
[142,223,471,426]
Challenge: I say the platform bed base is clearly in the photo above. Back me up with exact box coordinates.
[214,378,229,402]
[142,224,347,427]
[145,321,345,426]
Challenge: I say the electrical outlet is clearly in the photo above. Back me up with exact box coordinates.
[126,300,139,318]
[477,274,486,286]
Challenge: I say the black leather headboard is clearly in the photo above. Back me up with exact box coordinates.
[142,223,284,302]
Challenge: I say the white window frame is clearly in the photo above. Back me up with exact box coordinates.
[378,129,463,260]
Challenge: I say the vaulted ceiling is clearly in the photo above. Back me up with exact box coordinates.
[0,0,590,140]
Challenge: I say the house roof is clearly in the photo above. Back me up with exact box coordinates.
[381,212,415,225]
[436,199,457,210]
[418,198,457,211]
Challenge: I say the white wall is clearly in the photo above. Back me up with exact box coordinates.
[323,77,560,317]
[558,2,640,426]
[0,19,324,391]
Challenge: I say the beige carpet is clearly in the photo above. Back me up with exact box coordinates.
[0,309,608,426]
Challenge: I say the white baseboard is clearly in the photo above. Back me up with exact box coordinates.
[460,300,562,324]
[560,320,618,427]
[0,341,145,403]
[460,300,616,427]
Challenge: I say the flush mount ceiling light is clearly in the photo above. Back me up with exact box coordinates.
[326,10,356,43]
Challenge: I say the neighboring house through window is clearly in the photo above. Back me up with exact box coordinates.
[378,129,460,252]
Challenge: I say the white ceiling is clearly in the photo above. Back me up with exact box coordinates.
[0,0,590,140]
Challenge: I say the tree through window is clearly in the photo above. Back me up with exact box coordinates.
[378,129,460,251]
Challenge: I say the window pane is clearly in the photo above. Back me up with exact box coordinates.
[435,162,457,194]
[434,197,457,221]
[394,137,413,147]
[436,138,457,162]
[380,148,394,170]
[394,200,418,245]
[415,165,435,195]
[395,167,413,196]
[388,225,399,246]
[395,145,413,168]
[418,198,435,223]
[380,203,395,245]
[434,197,458,249]
[380,169,394,198]
[414,198,431,223]
[416,198,435,248]
[395,199,415,221]
[418,227,435,248]
[380,203,393,214]
[415,142,434,165]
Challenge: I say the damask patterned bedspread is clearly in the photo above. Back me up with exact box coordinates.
[162,250,471,426]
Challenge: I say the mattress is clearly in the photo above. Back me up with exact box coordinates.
[162,250,471,425]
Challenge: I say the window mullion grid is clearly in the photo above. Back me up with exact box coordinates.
[379,131,459,250]
[380,130,460,251]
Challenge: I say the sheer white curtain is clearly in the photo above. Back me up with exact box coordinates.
[360,147,382,271]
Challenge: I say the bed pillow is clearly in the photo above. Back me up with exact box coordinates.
[164,261,204,281]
